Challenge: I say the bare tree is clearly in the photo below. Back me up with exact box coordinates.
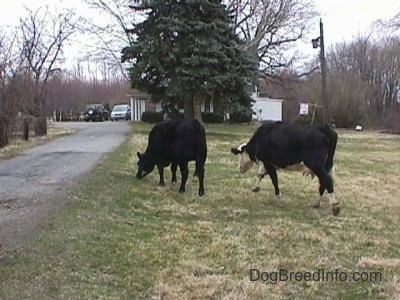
[46,72,130,114]
[226,0,317,77]
[0,33,13,146]
[80,0,146,80]
[304,35,400,127]
[375,10,400,33]
[0,28,28,146]
[19,6,80,135]
[83,0,317,82]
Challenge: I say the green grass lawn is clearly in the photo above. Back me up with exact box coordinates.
[1,123,399,299]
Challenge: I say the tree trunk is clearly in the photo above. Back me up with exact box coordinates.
[184,98,195,119]
[33,117,47,137]
[0,117,9,148]
[22,118,29,141]
[184,98,203,122]
[193,102,203,123]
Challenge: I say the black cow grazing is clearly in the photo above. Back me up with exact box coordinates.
[136,119,207,196]
[231,122,339,216]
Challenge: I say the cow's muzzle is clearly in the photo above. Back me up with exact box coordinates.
[136,170,150,179]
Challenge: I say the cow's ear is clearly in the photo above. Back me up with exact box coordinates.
[137,152,141,159]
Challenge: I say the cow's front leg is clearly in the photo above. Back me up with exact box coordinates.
[178,161,189,193]
[171,162,177,183]
[157,164,165,186]
[253,162,267,192]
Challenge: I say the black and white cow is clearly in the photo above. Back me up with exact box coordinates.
[231,121,339,215]
[136,119,207,196]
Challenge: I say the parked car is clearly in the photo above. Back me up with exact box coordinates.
[84,104,109,122]
[111,104,131,121]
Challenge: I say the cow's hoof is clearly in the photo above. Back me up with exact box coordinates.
[159,182,165,186]
[332,206,340,216]
[199,190,204,196]
[179,188,185,193]
[252,187,260,192]
[312,203,321,209]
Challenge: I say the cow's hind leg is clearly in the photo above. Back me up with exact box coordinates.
[264,162,281,197]
[157,164,165,186]
[171,162,177,183]
[178,161,189,193]
[306,163,339,216]
[195,160,205,196]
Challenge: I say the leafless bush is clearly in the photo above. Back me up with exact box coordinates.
[381,110,400,133]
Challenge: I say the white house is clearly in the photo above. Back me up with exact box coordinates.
[128,91,149,122]
[129,84,283,122]
[251,91,283,122]
[128,90,214,121]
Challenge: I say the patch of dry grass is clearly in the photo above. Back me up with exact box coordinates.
[0,123,75,160]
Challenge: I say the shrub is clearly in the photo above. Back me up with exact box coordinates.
[202,112,224,123]
[229,110,252,123]
[293,115,314,125]
[166,111,184,120]
[141,111,164,123]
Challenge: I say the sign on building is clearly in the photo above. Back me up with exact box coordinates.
[299,103,309,115]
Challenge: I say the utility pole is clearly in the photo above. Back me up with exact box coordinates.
[320,19,328,124]
[312,19,328,124]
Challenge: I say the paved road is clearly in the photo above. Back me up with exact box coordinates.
[0,121,131,249]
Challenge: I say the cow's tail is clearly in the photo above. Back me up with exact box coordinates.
[193,119,207,178]
[317,124,339,216]
[321,124,338,174]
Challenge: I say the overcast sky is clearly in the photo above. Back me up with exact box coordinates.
[315,0,400,45]
[1,0,399,66]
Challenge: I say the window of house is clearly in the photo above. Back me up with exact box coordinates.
[204,99,211,113]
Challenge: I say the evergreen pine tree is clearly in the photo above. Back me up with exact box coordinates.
[122,0,257,120]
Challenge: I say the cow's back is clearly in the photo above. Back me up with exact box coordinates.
[145,120,179,158]
[252,122,333,167]
[172,119,207,161]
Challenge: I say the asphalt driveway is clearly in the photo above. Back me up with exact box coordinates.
[0,121,131,250]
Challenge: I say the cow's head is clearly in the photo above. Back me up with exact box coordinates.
[136,151,155,179]
[231,143,254,173]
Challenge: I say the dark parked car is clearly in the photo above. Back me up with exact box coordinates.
[84,104,109,122]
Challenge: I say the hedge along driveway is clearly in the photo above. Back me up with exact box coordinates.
[0,123,399,299]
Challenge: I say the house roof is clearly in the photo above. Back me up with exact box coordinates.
[127,89,151,99]
[255,97,283,103]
